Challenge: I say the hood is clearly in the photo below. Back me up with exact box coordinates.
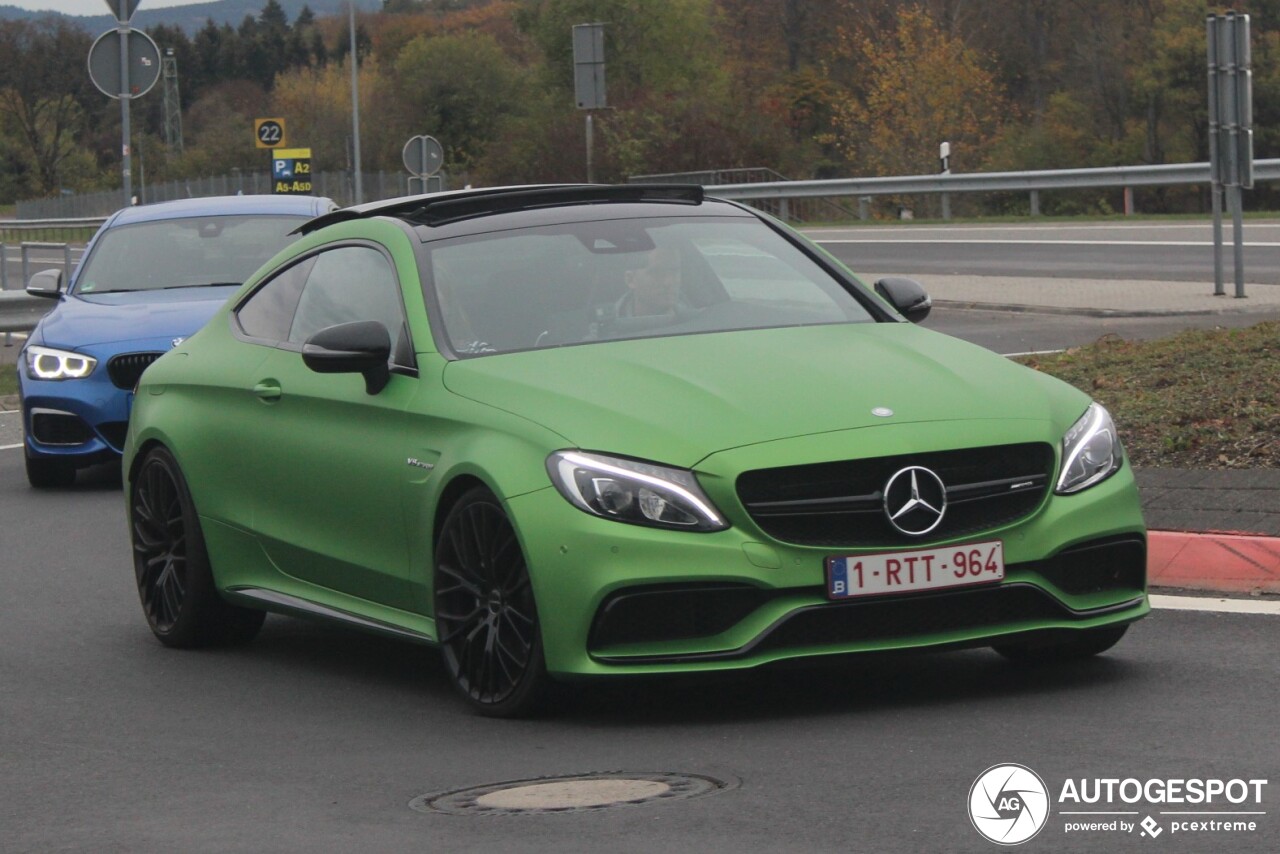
[36,287,238,350]
[443,323,1090,467]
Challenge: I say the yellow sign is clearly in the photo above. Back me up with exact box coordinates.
[271,148,313,195]
[254,117,287,149]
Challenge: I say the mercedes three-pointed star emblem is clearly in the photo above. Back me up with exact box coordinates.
[883,466,948,536]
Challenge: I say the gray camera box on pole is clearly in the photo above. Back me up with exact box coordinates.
[573,23,606,109]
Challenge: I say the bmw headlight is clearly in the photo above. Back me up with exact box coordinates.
[25,345,97,380]
[1056,403,1121,494]
[547,451,728,532]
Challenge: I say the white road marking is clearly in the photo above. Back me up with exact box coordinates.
[0,443,22,451]
[1002,349,1066,358]
[817,238,1280,247]
[806,223,1260,234]
[1150,593,1280,615]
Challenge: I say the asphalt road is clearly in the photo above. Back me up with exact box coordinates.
[0,451,1277,853]
[810,221,1280,284]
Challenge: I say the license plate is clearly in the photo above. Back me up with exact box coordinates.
[825,540,1004,600]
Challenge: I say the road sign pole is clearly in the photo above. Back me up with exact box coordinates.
[1207,15,1226,296]
[586,112,594,184]
[118,9,132,206]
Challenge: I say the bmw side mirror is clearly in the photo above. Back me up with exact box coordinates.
[26,268,64,299]
[302,321,392,395]
[874,277,932,323]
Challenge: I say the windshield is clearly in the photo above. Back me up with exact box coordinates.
[425,216,876,356]
[74,214,308,294]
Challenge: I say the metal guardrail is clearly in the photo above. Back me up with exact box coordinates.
[0,291,50,334]
[710,159,1280,219]
[1,239,82,343]
[14,170,445,219]
[1,217,107,232]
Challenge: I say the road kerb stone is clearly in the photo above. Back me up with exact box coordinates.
[1148,530,1280,595]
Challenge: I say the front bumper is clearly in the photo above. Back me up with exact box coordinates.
[509,460,1146,678]
[19,349,163,464]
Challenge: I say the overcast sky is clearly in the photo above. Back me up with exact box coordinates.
[6,0,210,15]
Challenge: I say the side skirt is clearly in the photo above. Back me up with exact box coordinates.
[225,586,436,646]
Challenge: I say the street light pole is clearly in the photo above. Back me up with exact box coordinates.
[349,1,363,204]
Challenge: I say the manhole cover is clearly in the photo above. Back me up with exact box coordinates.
[411,772,738,816]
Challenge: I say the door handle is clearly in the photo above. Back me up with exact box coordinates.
[252,379,282,401]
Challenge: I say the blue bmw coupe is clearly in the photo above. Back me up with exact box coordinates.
[18,194,334,487]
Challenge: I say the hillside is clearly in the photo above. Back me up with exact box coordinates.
[0,0,379,32]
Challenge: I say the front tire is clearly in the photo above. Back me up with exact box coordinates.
[25,451,76,488]
[434,486,549,717]
[129,446,265,648]
[993,625,1129,664]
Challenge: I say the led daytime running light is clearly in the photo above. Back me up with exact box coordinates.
[549,451,727,531]
[1056,403,1120,494]
[26,345,97,380]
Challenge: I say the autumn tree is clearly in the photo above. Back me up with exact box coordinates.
[832,7,1010,176]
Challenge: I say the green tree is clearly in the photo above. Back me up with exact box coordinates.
[515,0,726,103]
[0,18,97,195]
[391,31,527,171]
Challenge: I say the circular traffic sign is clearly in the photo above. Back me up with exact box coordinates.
[402,135,444,177]
[255,118,286,149]
[87,28,161,99]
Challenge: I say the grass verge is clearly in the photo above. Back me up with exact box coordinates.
[0,366,16,397]
[1017,321,1278,469]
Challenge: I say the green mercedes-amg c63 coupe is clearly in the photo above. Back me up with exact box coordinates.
[123,185,1147,716]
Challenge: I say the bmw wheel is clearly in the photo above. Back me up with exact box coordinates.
[130,446,265,648]
[25,451,75,488]
[993,625,1128,664]
[434,486,549,717]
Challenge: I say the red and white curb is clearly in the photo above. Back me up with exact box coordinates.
[1149,530,1280,596]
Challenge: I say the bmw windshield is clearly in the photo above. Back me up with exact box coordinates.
[423,216,878,356]
[74,214,309,295]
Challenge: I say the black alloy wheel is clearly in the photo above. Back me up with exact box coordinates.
[25,451,76,488]
[993,625,1129,664]
[434,487,548,717]
[130,446,264,647]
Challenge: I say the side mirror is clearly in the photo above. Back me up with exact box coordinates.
[26,269,64,299]
[301,320,392,395]
[874,277,932,323]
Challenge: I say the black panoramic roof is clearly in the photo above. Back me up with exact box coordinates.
[294,183,706,235]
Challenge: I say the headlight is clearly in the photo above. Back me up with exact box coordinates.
[547,451,728,532]
[1056,402,1121,494]
[25,345,97,380]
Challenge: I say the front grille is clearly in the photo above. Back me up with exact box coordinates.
[593,581,1144,664]
[756,584,1067,653]
[106,352,163,390]
[589,583,775,650]
[1032,536,1146,596]
[30,411,93,445]
[737,443,1055,547]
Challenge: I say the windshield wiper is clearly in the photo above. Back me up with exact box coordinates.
[162,282,242,289]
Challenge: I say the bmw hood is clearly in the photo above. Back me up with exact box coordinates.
[35,287,239,350]
[442,323,1092,468]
